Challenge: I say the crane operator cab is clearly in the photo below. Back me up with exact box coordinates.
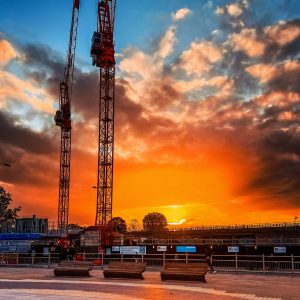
[91,31,101,66]
[54,106,71,130]
[54,110,63,127]
[91,31,115,67]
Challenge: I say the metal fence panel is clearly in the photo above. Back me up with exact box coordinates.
[0,252,299,275]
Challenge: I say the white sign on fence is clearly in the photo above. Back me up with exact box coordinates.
[157,246,167,252]
[111,246,120,252]
[228,246,239,253]
[120,246,146,255]
[274,246,286,253]
[43,247,49,256]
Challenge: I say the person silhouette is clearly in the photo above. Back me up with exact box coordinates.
[205,246,216,273]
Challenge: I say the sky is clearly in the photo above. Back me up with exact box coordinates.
[0,0,300,227]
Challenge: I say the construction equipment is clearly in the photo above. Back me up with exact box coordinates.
[91,0,116,248]
[54,0,80,236]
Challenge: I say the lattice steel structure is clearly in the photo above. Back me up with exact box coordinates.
[91,0,116,247]
[54,0,79,236]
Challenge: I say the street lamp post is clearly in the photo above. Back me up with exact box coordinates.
[92,186,101,257]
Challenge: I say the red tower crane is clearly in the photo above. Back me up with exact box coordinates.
[91,0,116,248]
[54,0,80,236]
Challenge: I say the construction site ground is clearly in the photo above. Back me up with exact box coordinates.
[0,267,299,300]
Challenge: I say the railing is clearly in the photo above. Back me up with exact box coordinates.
[0,252,60,268]
[168,221,300,231]
[0,252,299,275]
[2,221,299,236]
[75,253,300,275]
[136,238,300,246]
[212,254,300,275]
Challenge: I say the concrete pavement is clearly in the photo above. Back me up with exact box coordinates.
[0,267,299,299]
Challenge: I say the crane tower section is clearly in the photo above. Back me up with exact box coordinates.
[91,0,116,247]
[54,0,80,236]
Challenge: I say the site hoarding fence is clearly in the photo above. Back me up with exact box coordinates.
[0,252,300,275]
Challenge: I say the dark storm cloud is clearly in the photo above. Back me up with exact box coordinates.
[262,35,300,64]
[263,101,300,122]
[0,111,58,186]
[247,130,300,207]
[115,80,143,121]
[20,42,99,120]
[0,144,57,186]
[115,79,175,138]
[193,86,300,209]
[0,111,56,155]
[228,99,300,207]
[72,71,99,119]
[21,43,65,109]
[268,65,300,93]
[277,35,300,59]
[22,43,65,76]
[19,42,176,136]
[146,81,180,109]
[27,70,48,84]
[261,130,300,156]
[219,49,259,97]
[0,144,22,168]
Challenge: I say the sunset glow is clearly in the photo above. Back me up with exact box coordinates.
[0,0,300,227]
[168,219,187,226]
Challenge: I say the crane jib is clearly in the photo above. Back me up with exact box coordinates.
[55,0,80,236]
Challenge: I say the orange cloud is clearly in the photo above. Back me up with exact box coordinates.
[157,25,177,58]
[119,49,162,83]
[245,63,277,83]
[246,60,300,84]
[227,3,243,17]
[0,40,17,66]
[175,41,222,76]
[172,8,192,21]
[215,6,224,15]
[253,91,300,108]
[231,28,266,57]
[172,8,191,22]
[0,70,55,113]
[265,22,300,46]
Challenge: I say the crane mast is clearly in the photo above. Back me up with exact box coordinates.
[54,0,80,236]
[91,0,116,248]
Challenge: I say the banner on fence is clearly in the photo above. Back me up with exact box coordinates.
[120,246,146,255]
[157,246,167,252]
[0,240,30,253]
[43,247,49,256]
[176,246,196,253]
[111,246,120,252]
[274,246,286,253]
[228,246,239,253]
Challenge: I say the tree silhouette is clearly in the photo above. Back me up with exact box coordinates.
[128,219,141,232]
[110,217,127,234]
[0,186,21,223]
[143,212,168,234]
[67,223,84,230]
